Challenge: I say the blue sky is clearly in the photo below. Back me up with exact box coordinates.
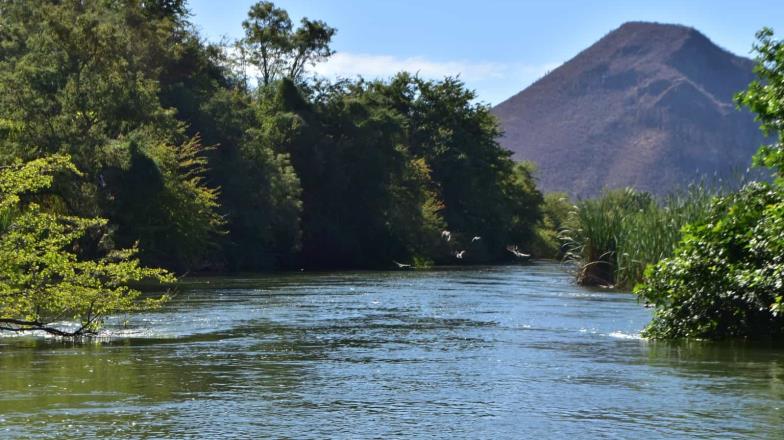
[188,0,784,105]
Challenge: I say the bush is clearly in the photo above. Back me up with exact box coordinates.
[634,28,784,340]
[635,182,784,339]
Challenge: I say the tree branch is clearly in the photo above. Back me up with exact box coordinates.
[0,317,92,337]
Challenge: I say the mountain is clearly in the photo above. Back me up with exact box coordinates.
[492,22,764,197]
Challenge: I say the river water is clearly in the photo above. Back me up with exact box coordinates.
[1,263,782,439]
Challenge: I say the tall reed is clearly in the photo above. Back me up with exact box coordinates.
[562,183,719,288]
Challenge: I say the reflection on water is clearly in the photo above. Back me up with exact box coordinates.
[1,263,782,439]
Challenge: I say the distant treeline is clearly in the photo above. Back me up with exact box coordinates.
[0,0,544,272]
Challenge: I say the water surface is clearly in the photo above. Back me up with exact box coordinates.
[1,263,783,438]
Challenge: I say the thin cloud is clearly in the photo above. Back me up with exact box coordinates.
[222,46,560,104]
[313,52,553,82]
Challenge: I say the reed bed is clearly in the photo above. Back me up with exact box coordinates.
[561,183,721,288]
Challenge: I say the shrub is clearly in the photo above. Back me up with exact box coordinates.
[634,28,784,340]
[635,182,784,339]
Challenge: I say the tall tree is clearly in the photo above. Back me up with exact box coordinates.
[267,78,445,268]
[380,74,543,260]
[737,27,784,181]
[154,24,304,271]
[240,1,335,86]
[0,0,223,270]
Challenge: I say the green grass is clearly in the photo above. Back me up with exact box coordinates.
[561,183,720,288]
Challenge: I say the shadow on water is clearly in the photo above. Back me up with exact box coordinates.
[645,340,784,394]
[0,322,320,438]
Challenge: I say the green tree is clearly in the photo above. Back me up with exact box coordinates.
[155,37,304,270]
[381,74,543,261]
[104,134,224,271]
[0,156,172,337]
[240,1,335,86]
[736,28,784,180]
[0,0,223,270]
[268,78,444,268]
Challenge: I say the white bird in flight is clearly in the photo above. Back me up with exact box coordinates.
[441,230,452,242]
[471,236,481,243]
[506,245,530,259]
[455,250,466,259]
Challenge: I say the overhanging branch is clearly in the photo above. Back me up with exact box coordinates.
[0,318,92,337]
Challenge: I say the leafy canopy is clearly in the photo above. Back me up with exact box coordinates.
[0,156,172,337]
[0,0,225,270]
[737,27,784,181]
[240,1,336,86]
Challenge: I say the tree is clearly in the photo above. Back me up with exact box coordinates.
[0,0,224,270]
[288,18,336,80]
[156,40,305,270]
[0,156,173,337]
[380,74,543,261]
[268,78,445,268]
[736,27,784,180]
[240,1,335,86]
[104,133,225,271]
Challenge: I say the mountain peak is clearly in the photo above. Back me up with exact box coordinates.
[615,21,697,34]
[492,23,761,197]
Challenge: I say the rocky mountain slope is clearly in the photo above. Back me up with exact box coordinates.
[492,22,763,197]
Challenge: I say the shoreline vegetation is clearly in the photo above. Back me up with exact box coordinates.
[0,1,782,341]
[561,182,726,289]
[0,0,542,336]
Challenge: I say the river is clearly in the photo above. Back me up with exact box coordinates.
[1,263,782,439]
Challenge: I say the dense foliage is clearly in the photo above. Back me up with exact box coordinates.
[0,0,544,277]
[0,0,224,270]
[635,28,784,339]
[530,192,572,259]
[636,183,784,338]
[0,156,172,336]
[737,28,784,180]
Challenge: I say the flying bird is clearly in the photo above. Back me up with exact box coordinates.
[455,250,466,259]
[471,236,481,243]
[441,230,452,242]
[506,245,530,259]
[393,260,412,269]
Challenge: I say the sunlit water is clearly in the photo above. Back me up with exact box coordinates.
[1,263,783,439]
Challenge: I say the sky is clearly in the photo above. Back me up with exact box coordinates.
[188,0,784,105]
